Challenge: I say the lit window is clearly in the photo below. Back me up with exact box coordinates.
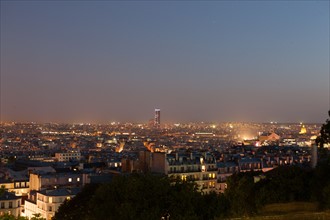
[77,177,80,182]
[68,178,72,182]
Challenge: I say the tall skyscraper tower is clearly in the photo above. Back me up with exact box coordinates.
[154,108,160,128]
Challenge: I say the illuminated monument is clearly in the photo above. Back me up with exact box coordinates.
[299,124,307,134]
[154,108,160,128]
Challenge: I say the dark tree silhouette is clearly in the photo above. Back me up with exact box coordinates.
[54,174,227,220]
[316,110,330,148]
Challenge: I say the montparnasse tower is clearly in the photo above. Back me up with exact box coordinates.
[154,108,160,128]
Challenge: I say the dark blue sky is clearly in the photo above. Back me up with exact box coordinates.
[1,1,329,123]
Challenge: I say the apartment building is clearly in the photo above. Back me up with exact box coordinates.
[24,188,80,220]
[55,150,81,162]
[0,191,21,217]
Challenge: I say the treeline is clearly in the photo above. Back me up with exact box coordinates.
[54,159,330,220]
[225,158,330,217]
[54,174,228,220]
[0,213,45,220]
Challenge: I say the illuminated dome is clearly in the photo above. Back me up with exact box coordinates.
[299,125,307,134]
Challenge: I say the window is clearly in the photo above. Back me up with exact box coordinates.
[68,178,72,182]
[49,206,52,211]
[1,202,4,209]
[9,202,12,208]
[77,177,80,182]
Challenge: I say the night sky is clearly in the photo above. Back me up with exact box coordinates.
[1,1,329,123]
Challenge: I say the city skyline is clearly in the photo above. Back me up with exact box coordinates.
[1,1,329,123]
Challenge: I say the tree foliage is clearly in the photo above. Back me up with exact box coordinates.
[54,183,99,220]
[254,166,311,206]
[54,165,330,220]
[54,174,226,220]
[0,214,28,220]
[30,213,46,220]
[316,110,330,148]
[225,172,257,216]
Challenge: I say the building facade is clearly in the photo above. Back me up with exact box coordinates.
[24,188,80,220]
[55,150,81,162]
[0,191,21,217]
[29,171,83,191]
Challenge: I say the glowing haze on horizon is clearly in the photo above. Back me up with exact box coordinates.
[1,1,329,123]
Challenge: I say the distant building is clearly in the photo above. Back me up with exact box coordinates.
[55,150,81,162]
[154,109,160,128]
[238,158,263,172]
[0,168,30,196]
[216,162,239,193]
[29,171,83,191]
[0,191,21,217]
[259,132,280,142]
[141,151,218,193]
[166,152,217,193]
[121,158,139,173]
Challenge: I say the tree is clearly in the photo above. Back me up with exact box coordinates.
[54,174,226,220]
[322,183,330,209]
[255,166,311,206]
[53,183,99,220]
[0,214,28,220]
[224,172,257,217]
[316,110,330,159]
[0,213,16,220]
[30,213,46,220]
[0,185,6,196]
